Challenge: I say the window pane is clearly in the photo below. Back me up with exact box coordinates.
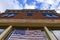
[7,14,16,17]
[43,14,52,18]
[43,14,58,18]
[0,29,4,35]
[7,30,47,40]
[52,30,60,40]
[1,13,16,17]
[1,14,9,17]
[27,13,32,16]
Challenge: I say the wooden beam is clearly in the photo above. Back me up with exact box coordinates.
[0,25,12,40]
[44,26,57,40]
[0,23,60,27]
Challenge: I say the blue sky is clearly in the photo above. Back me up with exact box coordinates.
[0,0,60,13]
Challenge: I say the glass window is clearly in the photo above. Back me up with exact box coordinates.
[7,14,16,17]
[1,14,9,17]
[0,29,4,35]
[43,14,52,18]
[52,14,58,18]
[27,13,32,16]
[7,30,47,40]
[1,13,16,17]
[52,30,60,40]
[43,14,58,18]
[13,30,25,35]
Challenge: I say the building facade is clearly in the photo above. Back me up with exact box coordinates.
[0,9,60,40]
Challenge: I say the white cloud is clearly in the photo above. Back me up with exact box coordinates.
[56,10,60,13]
[36,0,45,3]
[45,0,55,4]
[0,0,60,13]
[35,0,60,13]
[24,4,36,9]
[0,0,22,13]
[40,3,50,10]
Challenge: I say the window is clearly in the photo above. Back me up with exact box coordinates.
[7,30,47,40]
[1,13,16,17]
[13,30,25,35]
[7,14,16,17]
[52,30,60,40]
[27,13,32,16]
[1,14,9,17]
[0,29,4,34]
[43,14,58,18]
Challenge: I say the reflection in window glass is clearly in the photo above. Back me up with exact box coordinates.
[1,13,16,17]
[52,30,60,40]
[7,14,16,17]
[7,30,48,40]
[43,14,58,18]
[0,29,4,34]
[42,31,48,40]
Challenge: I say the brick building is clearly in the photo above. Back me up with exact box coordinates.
[0,9,60,40]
